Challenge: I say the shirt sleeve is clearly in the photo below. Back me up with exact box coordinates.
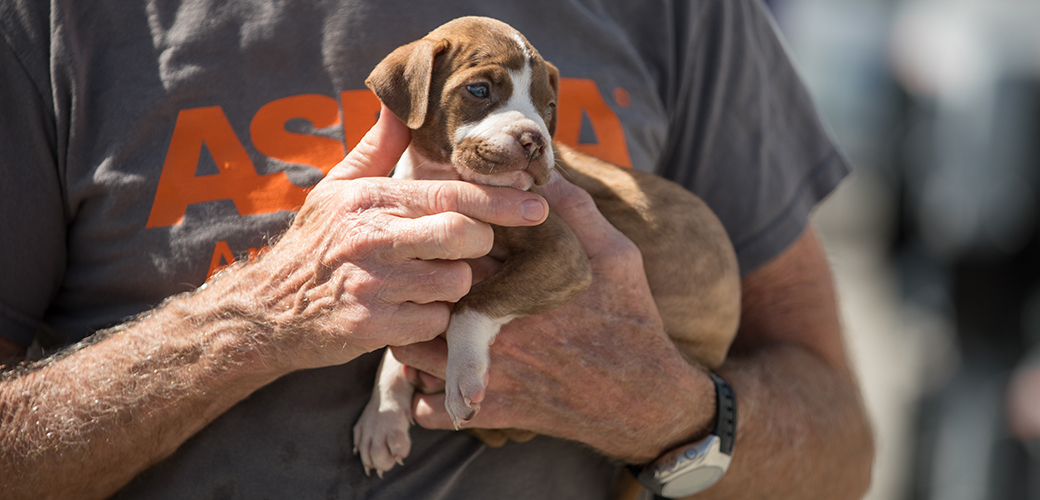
[0,15,67,347]
[659,0,850,275]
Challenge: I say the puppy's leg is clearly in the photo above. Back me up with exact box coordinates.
[444,215,591,429]
[353,349,415,477]
[444,311,512,429]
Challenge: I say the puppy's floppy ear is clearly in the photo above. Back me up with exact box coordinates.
[366,38,448,129]
[544,60,560,138]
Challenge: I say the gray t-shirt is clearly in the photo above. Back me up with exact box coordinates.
[0,0,849,498]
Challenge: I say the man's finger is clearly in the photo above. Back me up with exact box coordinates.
[327,103,411,181]
[366,301,453,348]
[375,259,472,304]
[412,393,454,430]
[386,211,495,261]
[403,365,446,394]
[391,337,448,379]
[376,180,549,228]
[392,303,453,344]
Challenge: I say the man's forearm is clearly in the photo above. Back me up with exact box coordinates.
[0,274,291,500]
[695,227,874,499]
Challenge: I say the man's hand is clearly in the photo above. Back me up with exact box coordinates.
[391,173,717,463]
[391,174,875,499]
[227,104,551,371]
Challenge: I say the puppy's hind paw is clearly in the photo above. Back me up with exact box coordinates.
[352,403,412,477]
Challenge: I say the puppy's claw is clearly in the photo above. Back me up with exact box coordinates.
[449,405,479,430]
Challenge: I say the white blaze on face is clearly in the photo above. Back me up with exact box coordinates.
[452,64,550,146]
[451,56,555,189]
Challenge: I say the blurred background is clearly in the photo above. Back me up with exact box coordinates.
[763,0,1040,498]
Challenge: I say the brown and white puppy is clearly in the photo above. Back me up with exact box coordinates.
[352,16,741,478]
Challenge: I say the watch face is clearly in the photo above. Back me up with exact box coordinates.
[662,466,725,497]
[641,434,732,497]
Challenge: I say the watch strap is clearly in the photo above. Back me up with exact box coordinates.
[709,372,736,456]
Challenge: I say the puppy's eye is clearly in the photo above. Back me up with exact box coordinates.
[467,84,490,98]
[544,103,555,118]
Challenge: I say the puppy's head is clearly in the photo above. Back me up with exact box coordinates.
[366,17,560,190]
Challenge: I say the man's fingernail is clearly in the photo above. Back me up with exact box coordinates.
[521,199,546,222]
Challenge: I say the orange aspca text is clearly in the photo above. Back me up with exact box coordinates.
[147,79,631,229]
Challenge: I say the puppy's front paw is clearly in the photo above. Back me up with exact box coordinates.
[353,398,413,478]
[445,367,489,430]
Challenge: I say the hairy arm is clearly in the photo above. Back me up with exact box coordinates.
[394,178,873,498]
[0,107,550,500]
[0,284,297,500]
[695,226,874,499]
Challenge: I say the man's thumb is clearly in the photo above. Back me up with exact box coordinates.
[327,103,411,180]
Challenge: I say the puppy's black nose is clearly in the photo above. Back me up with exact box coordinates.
[519,131,546,161]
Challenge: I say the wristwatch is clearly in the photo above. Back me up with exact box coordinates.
[632,372,737,498]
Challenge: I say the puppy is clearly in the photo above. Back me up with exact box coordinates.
[352,16,741,479]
